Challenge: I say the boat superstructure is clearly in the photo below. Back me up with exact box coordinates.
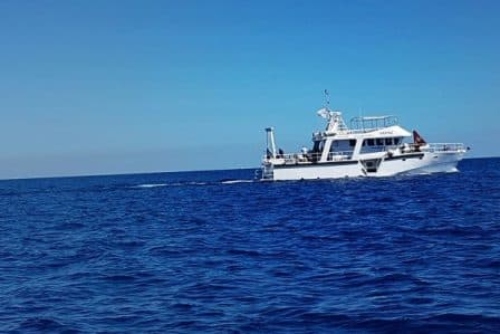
[261,95,468,181]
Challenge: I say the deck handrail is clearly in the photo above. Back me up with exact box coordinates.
[425,143,466,152]
[263,150,354,164]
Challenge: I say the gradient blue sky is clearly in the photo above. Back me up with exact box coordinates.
[0,0,498,179]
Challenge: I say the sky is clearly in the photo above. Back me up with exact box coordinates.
[0,0,498,179]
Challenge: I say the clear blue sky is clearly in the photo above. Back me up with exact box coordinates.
[0,0,498,179]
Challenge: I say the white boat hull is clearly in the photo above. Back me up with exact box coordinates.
[262,151,465,181]
[376,151,464,176]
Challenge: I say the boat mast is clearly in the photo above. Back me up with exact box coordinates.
[265,127,277,158]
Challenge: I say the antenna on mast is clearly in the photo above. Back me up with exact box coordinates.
[324,89,330,110]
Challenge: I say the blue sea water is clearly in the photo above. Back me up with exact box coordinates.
[0,158,499,333]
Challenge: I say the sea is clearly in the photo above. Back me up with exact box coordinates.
[0,157,499,333]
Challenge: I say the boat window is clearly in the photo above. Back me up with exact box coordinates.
[349,139,356,147]
[385,138,393,145]
[376,138,384,146]
[394,138,401,145]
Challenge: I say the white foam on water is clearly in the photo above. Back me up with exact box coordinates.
[184,181,208,185]
[221,180,254,184]
[136,183,168,188]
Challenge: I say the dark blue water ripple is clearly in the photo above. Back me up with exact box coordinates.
[0,158,499,333]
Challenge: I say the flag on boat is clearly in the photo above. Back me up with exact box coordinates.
[413,130,426,144]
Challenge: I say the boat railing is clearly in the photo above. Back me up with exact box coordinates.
[425,143,466,153]
[327,151,353,161]
[262,152,312,164]
[282,152,319,164]
[350,115,398,132]
[263,150,353,164]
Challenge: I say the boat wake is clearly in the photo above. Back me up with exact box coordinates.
[134,179,254,189]
[221,179,254,184]
[134,181,211,189]
[136,183,168,189]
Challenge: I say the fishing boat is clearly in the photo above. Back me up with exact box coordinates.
[260,93,469,181]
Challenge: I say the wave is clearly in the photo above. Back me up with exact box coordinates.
[2,159,499,333]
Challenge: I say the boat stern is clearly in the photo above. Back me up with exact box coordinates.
[260,160,274,180]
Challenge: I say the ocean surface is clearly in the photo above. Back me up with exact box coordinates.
[1,157,499,333]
